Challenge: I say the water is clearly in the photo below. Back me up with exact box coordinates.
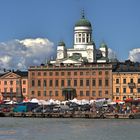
[0,118,140,140]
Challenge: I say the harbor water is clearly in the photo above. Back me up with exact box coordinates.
[0,118,140,140]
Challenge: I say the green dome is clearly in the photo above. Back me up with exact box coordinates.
[100,43,108,48]
[58,41,65,46]
[75,18,91,27]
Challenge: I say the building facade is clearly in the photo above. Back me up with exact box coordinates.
[28,63,112,101]
[112,61,140,101]
[0,71,28,101]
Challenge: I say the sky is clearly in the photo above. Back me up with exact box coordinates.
[0,0,140,70]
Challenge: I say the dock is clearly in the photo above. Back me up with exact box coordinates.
[1,111,140,119]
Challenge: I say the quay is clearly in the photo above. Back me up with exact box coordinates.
[1,111,140,119]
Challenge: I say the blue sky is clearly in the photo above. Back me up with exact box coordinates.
[0,0,140,68]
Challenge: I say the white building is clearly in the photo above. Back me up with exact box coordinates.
[50,12,109,65]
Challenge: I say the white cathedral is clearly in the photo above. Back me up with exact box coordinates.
[50,12,109,65]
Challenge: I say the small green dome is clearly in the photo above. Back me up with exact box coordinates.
[100,43,108,48]
[58,41,65,46]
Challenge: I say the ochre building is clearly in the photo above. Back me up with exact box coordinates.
[28,63,112,101]
[113,61,140,101]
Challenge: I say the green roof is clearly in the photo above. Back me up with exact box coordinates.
[58,41,65,46]
[75,12,91,27]
[100,43,108,48]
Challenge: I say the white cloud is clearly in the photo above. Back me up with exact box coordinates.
[128,48,140,62]
[108,48,117,60]
[0,38,55,70]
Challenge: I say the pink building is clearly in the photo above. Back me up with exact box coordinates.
[0,71,28,101]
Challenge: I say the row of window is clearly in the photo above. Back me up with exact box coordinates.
[115,78,140,84]
[31,79,109,87]
[31,90,109,97]
[31,71,109,76]
[115,87,140,93]
[0,80,26,85]
[2,88,26,93]
[75,33,91,43]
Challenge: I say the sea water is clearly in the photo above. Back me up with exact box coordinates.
[0,118,140,140]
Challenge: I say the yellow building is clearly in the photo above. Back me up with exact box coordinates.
[113,61,140,101]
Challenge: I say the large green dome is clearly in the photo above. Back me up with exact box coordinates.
[75,18,91,27]
[75,12,91,27]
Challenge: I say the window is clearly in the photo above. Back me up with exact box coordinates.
[99,71,102,75]
[99,79,102,86]
[99,91,102,97]
[43,80,46,87]
[80,91,83,96]
[116,79,119,84]
[31,91,34,95]
[10,81,13,85]
[116,88,119,93]
[23,80,26,85]
[23,88,26,93]
[80,72,83,75]
[16,88,18,93]
[55,80,59,87]
[49,80,53,87]
[38,72,41,76]
[32,72,35,76]
[82,33,85,42]
[61,72,64,76]
[105,91,108,95]
[49,91,52,97]
[92,79,96,86]
[105,79,109,86]
[130,78,133,83]
[4,88,7,93]
[138,78,140,84]
[123,88,126,93]
[80,79,83,86]
[86,91,90,96]
[92,91,96,96]
[123,79,126,84]
[74,80,77,87]
[67,79,71,86]
[32,80,35,86]
[55,72,59,76]
[44,91,46,96]
[137,88,140,93]
[61,80,64,87]
[38,91,41,96]
[74,72,77,76]
[130,88,133,93]
[4,81,7,85]
[67,72,71,76]
[55,91,58,96]
[105,71,109,75]
[16,80,19,85]
[44,72,47,76]
[38,80,41,87]
[49,72,53,76]
[10,88,13,93]
[86,79,90,86]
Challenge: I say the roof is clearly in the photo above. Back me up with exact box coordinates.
[112,61,140,72]
[58,41,65,46]
[14,71,28,77]
[75,12,91,27]
[100,42,108,49]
